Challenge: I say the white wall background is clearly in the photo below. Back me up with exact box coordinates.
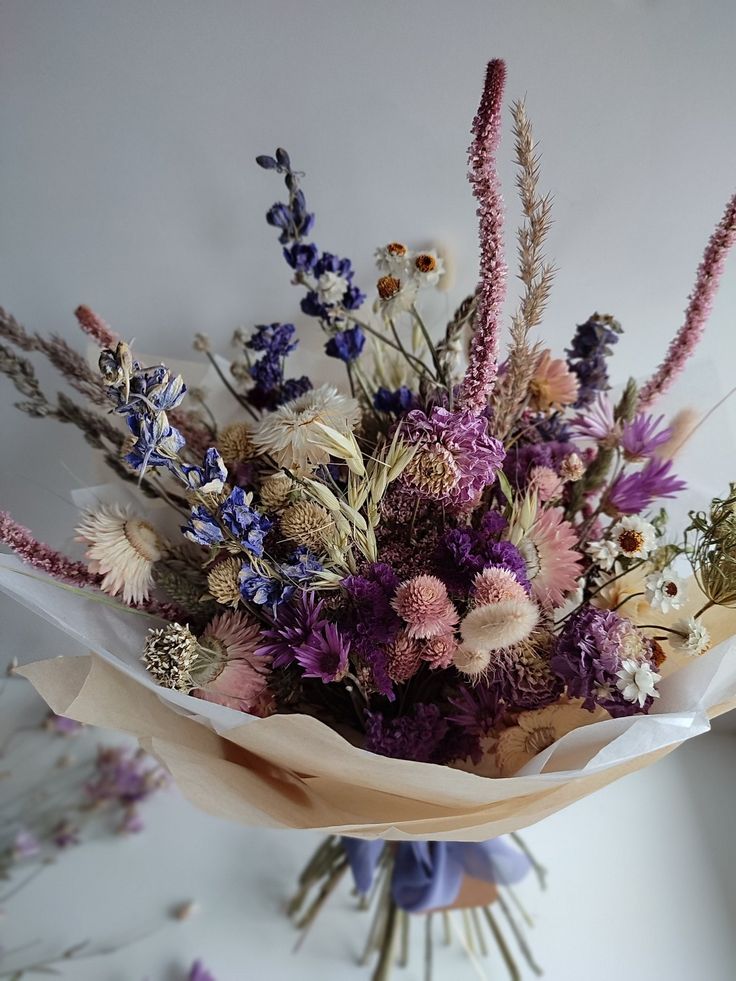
[1,2,736,979]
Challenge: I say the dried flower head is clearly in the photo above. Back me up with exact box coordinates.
[687,484,736,608]
[528,465,563,503]
[377,275,402,300]
[494,703,605,776]
[403,443,459,498]
[611,515,657,559]
[76,504,163,604]
[453,644,492,679]
[142,623,198,692]
[392,574,459,639]
[528,350,579,412]
[386,630,424,683]
[560,452,585,482]
[472,567,528,606]
[421,632,458,670]
[259,472,296,512]
[279,500,336,552]
[671,616,711,657]
[460,596,539,654]
[217,422,255,465]
[206,557,243,608]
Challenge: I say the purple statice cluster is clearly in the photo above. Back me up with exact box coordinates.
[342,564,403,698]
[364,704,480,765]
[373,385,418,416]
[503,439,576,491]
[434,512,530,594]
[256,591,350,683]
[550,606,660,717]
[244,322,311,410]
[566,313,622,407]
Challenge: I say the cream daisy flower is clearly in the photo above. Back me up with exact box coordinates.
[615,658,661,708]
[645,568,686,613]
[374,242,412,275]
[671,616,711,657]
[586,538,619,572]
[374,275,419,320]
[494,703,606,776]
[412,250,445,287]
[611,515,657,559]
[76,504,163,604]
[252,384,360,474]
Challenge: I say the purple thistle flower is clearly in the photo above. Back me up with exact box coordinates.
[621,413,672,460]
[325,326,365,363]
[294,621,350,683]
[257,592,328,668]
[606,458,686,515]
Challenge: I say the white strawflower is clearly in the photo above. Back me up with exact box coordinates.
[76,504,163,604]
[316,271,349,306]
[616,658,661,708]
[374,275,418,320]
[412,250,445,287]
[587,538,619,572]
[374,242,412,275]
[611,515,657,559]
[460,597,539,654]
[672,616,711,657]
[252,384,361,474]
[645,568,686,613]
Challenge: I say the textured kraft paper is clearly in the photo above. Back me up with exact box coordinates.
[4,552,736,841]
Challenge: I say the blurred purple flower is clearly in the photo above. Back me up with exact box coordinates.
[621,413,672,460]
[189,960,216,981]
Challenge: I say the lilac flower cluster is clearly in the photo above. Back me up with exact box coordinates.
[503,439,576,490]
[550,606,656,717]
[434,513,530,593]
[566,314,622,407]
[342,563,403,698]
[245,322,311,410]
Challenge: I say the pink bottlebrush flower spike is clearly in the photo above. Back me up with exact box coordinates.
[638,192,736,410]
[74,304,118,349]
[456,59,507,414]
[0,510,100,588]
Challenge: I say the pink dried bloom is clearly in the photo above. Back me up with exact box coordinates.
[0,511,100,588]
[421,633,458,670]
[74,305,118,349]
[386,630,424,683]
[520,507,582,610]
[472,567,528,606]
[528,465,564,502]
[192,610,271,715]
[391,574,459,639]
[456,59,507,413]
[529,350,579,411]
[638,192,736,409]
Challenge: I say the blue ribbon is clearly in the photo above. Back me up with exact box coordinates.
[341,837,530,913]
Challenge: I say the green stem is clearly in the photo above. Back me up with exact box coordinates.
[411,304,447,388]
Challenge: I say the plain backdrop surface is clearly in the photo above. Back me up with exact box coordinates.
[1,2,736,979]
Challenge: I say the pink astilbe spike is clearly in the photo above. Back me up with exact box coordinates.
[74,304,118,349]
[456,59,507,414]
[638,192,736,410]
[0,510,100,588]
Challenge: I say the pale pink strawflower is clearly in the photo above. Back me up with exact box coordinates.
[472,567,528,606]
[460,596,539,654]
[638,192,736,410]
[519,507,582,610]
[528,465,564,503]
[387,631,424,683]
[74,304,118,349]
[392,574,459,639]
[456,59,507,413]
[192,610,272,715]
[421,633,458,670]
[529,350,580,411]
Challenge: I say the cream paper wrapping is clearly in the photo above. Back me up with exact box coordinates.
[3,552,736,841]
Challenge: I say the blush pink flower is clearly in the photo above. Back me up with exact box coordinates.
[387,631,424,683]
[472,567,528,606]
[391,574,459,639]
[519,507,582,610]
[421,633,458,670]
[192,610,272,715]
[528,465,564,503]
[529,350,579,411]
